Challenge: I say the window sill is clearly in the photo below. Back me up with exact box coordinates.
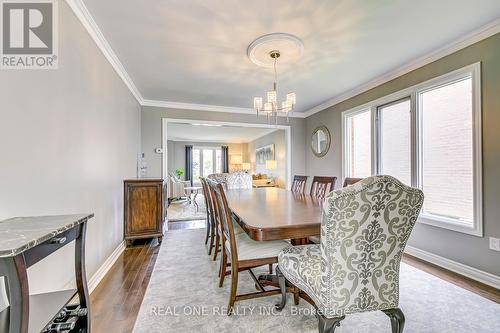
[417,213,483,237]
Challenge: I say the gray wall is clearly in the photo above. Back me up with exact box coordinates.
[246,130,287,188]
[305,33,500,276]
[0,0,141,308]
[141,107,307,181]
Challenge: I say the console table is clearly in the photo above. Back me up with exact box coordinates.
[0,214,93,333]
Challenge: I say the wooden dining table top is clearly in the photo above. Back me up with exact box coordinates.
[225,187,323,241]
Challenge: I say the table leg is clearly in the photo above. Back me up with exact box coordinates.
[75,221,91,332]
[290,238,309,245]
[0,255,29,333]
[193,191,199,212]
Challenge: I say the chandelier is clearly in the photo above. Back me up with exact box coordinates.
[253,50,296,123]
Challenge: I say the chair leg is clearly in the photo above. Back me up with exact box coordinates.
[275,266,287,311]
[227,263,238,316]
[268,263,273,274]
[318,314,345,333]
[208,231,214,255]
[218,252,227,288]
[382,308,405,333]
[208,219,216,255]
[204,216,210,245]
[293,288,300,305]
[213,234,220,261]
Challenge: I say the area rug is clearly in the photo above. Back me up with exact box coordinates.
[167,195,207,222]
[133,229,500,332]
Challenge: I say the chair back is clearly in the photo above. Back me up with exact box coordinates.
[207,179,239,262]
[207,173,229,185]
[320,175,423,315]
[310,176,336,198]
[226,172,252,189]
[199,178,213,221]
[342,177,363,187]
[291,175,308,194]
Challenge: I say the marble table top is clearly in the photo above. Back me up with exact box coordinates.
[0,214,93,258]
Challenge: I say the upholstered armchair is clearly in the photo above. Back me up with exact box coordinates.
[167,173,191,199]
[226,171,253,189]
[276,175,424,333]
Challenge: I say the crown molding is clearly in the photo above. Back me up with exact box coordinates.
[303,18,500,118]
[142,99,307,118]
[65,0,143,103]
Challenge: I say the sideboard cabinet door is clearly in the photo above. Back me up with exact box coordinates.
[124,179,165,245]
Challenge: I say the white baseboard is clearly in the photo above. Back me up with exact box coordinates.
[87,241,126,293]
[405,245,500,290]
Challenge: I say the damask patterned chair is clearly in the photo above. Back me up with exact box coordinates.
[276,175,424,333]
[226,171,253,189]
[207,173,229,186]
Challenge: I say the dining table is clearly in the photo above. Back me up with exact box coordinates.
[225,187,323,245]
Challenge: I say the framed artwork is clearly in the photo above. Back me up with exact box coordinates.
[255,144,275,165]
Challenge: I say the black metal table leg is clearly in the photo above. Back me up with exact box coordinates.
[0,255,29,333]
[75,221,91,332]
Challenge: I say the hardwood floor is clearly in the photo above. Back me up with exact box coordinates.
[90,238,160,333]
[90,220,499,333]
[402,254,500,304]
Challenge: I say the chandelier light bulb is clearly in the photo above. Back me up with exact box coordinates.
[286,92,296,106]
[267,90,277,104]
[263,102,273,113]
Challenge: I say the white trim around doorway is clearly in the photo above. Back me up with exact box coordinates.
[162,118,292,189]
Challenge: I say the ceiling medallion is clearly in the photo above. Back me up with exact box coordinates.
[248,33,303,123]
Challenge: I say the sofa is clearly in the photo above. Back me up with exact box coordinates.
[252,173,275,187]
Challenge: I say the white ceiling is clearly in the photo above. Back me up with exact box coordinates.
[82,0,500,113]
[167,123,278,143]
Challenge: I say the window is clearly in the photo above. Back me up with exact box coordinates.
[192,147,222,184]
[378,98,411,185]
[418,77,475,227]
[342,63,482,236]
[344,109,372,178]
[216,149,222,173]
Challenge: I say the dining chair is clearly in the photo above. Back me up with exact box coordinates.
[207,173,229,186]
[210,172,250,260]
[310,176,337,198]
[208,179,290,314]
[200,178,216,254]
[342,177,363,187]
[291,175,308,194]
[276,175,424,333]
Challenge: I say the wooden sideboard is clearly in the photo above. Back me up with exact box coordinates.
[124,178,166,246]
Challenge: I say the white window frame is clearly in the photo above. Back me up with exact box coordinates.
[341,62,482,237]
[192,146,222,182]
[341,107,376,180]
